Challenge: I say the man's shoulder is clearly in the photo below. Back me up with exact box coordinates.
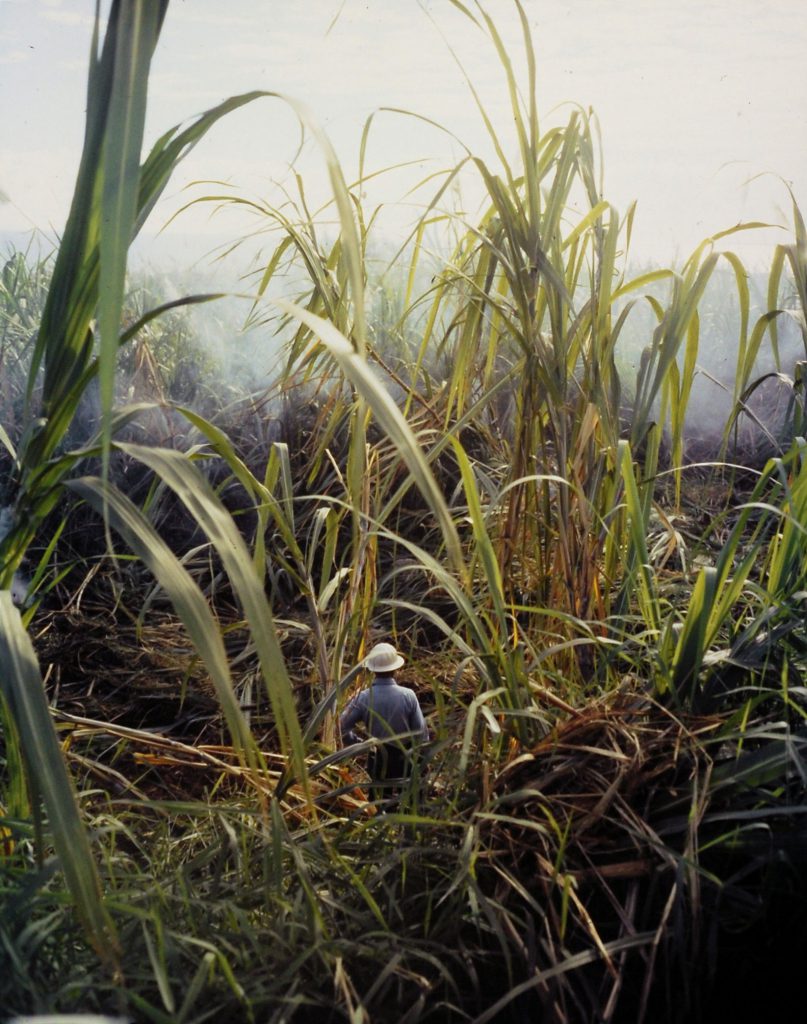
[385,682,415,701]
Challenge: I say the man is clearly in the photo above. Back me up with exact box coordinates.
[339,642,428,800]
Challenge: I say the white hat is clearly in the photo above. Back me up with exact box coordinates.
[364,642,404,673]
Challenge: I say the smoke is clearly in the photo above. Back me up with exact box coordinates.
[129,232,290,398]
[615,265,805,462]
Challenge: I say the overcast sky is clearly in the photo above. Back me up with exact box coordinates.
[1,0,806,269]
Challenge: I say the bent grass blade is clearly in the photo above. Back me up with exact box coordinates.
[102,445,309,798]
[275,298,465,579]
[67,476,259,769]
[0,591,120,970]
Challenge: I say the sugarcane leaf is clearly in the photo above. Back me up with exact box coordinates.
[0,591,119,967]
[276,298,465,577]
[66,475,258,762]
[104,444,309,792]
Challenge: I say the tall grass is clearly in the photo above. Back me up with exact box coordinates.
[0,0,306,967]
[2,0,806,1020]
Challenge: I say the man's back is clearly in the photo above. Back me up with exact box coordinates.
[340,676,426,744]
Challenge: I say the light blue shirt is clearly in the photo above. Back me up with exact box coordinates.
[340,675,427,746]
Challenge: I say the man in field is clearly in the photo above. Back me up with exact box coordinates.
[339,642,428,801]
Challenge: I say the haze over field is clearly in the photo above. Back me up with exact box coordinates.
[1,0,806,271]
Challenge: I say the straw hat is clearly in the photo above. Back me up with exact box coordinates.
[364,642,404,673]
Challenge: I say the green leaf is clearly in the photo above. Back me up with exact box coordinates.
[105,444,309,792]
[67,475,258,764]
[0,591,119,968]
[98,3,166,471]
[275,299,465,577]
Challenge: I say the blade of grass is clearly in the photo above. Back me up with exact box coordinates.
[66,476,259,770]
[275,299,465,577]
[110,443,309,794]
[98,2,167,471]
[0,591,119,970]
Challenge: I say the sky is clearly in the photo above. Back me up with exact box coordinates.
[1,0,806,273]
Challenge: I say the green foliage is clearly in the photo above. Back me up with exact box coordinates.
[0,592,118,968]
[0,247,52,457]
[2,1,807,1021]
[0,0,300,970]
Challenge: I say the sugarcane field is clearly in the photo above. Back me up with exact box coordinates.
[1,2,806,1022]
